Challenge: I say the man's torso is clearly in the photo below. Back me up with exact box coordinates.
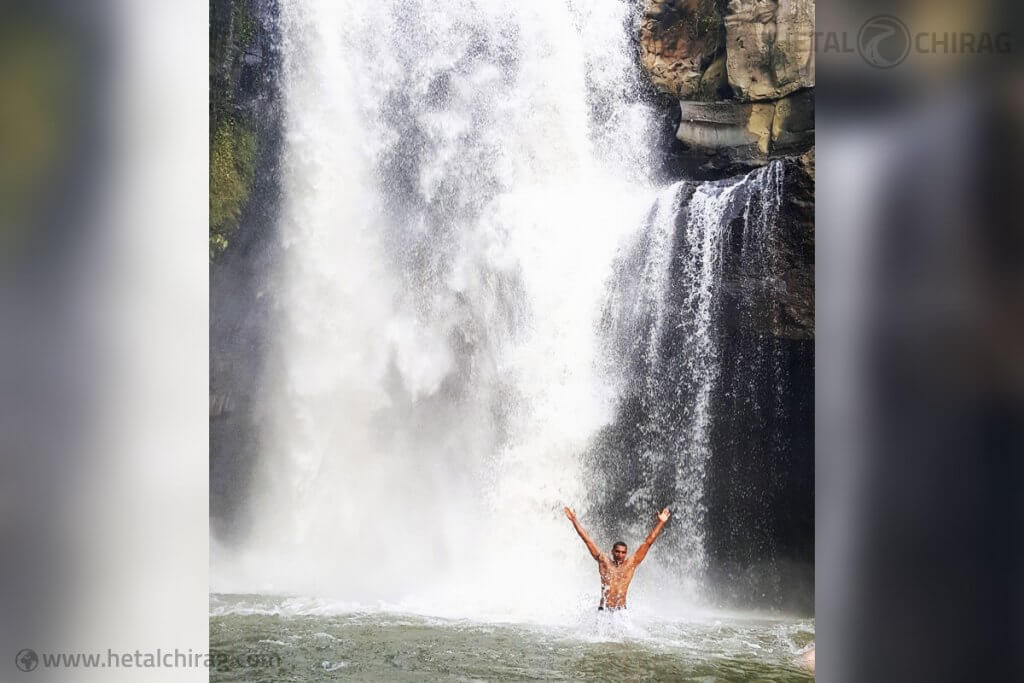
[597,556,638,609]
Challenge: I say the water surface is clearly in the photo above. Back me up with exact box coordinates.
[210,594,814,681]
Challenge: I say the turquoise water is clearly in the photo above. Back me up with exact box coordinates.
[210,594,814,681]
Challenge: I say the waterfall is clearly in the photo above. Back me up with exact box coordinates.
[594,163,786,604]
[212,0,797,619]
[215,0,660,620]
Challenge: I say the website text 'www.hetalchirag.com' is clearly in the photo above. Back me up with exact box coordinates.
[14,647,281,673]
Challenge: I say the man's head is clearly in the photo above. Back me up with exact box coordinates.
[612,541,627,564]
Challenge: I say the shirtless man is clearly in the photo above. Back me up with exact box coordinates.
[564,506,671,610]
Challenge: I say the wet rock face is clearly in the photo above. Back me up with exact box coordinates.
[635,1,814,612]
[729,151,814,341]
[209,0,283,540]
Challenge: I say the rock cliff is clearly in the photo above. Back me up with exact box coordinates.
[640,0,814,172]
[209,0,282,538]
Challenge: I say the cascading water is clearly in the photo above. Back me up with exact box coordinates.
[592,162,788,605]
[215,0,659,620]
[212,0,800,620]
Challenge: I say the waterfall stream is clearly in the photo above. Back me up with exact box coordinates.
[594,163,787,605]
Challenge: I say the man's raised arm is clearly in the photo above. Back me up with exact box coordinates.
[631,507,670,565]
[564,507,603,561]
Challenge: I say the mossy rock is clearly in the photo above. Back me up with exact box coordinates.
[232,0,257,50]
[209,117,256,259]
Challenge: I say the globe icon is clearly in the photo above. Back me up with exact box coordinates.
[16,648,39,672]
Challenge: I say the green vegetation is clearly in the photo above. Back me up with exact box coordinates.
[232,0,258,50]
[209,0,260,260]
[210,117,256,259]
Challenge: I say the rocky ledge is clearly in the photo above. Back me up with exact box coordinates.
[640,0,814,172]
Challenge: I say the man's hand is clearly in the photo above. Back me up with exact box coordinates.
[564,506,577,522]
[633,507,671,565]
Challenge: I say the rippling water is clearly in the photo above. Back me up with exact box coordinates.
[210,594,813,681]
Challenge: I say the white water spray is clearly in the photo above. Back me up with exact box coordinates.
[215,0,660,621]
